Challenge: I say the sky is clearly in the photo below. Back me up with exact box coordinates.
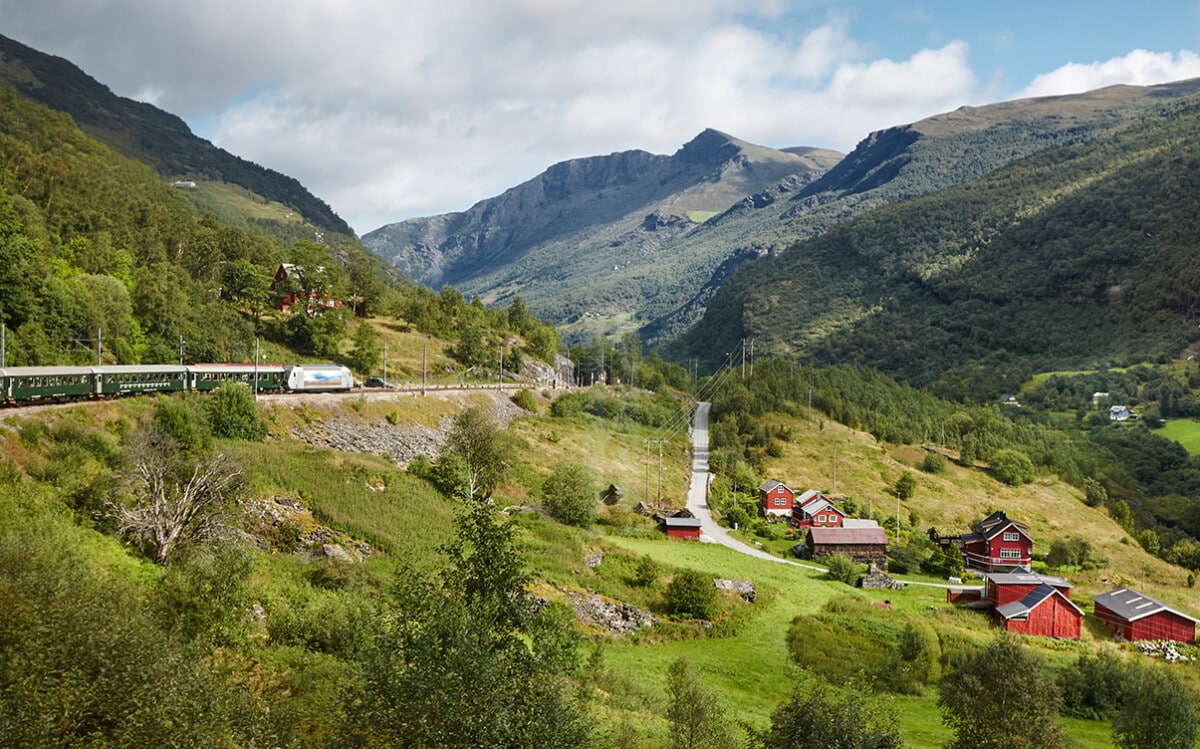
[3,1,1200,235]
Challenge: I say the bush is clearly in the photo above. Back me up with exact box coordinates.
[207,383,265,441]
[990,448,1035,486]
[154,396,212,452]
[664,569,718,620]
[511,389,538,412]
[824,554,862,586]
[632,555,660,588]
[921,452,947,474]
[542,462,597,528]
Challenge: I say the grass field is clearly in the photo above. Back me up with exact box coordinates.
[1155,418,1200,455]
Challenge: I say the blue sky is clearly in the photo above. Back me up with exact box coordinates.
[2,1,1199,234]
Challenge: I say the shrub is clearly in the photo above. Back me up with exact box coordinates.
[824,554,862,586]
[921,452,947,474]
[632,555,660,588]
[511,389,538,412]
[541,462,597,527]
[206,383,265,441]
[664,569,718,620]
[154,396,212,452]
[990,448,1035,486]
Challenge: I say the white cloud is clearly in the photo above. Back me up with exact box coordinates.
[1021,50,1200,98]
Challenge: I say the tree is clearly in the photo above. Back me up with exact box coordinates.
[664,569,718,620]
[109,424,244,565]
[825,553,862,585]
[336,501,590,748]
[990,448,1035,486]
[1112,664,1198,749]
[666,657,739,749]
[348,321,382,375]
[206,382,266,441]
[1045,537,1092,569]
[757,680,901,749]
[441,407,509,501]
[542,462,597,527]
[939,636,1066,749]
[895,471,916,501]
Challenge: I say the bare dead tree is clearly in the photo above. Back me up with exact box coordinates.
[110,425,244,565]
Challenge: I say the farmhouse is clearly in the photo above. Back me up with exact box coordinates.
[806,526,888,566]
[758,479,795,517]
[1093,587,1198,643]
[993,583,1083,639]
[272,263,344,313]
[792,489,846,528]
[961,510,1033,572]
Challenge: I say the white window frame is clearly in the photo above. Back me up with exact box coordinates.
[1000,548,1022,560]
[773,497,787,507]
[1003,531,1020,542]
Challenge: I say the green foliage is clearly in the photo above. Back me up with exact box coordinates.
[154,394,213,452]
[348,322,382,375]
[824,553,862,585]
[939,636,1066,749]
[154,544,253,645]
[894,471,916,501]
[1045,537,1093,569]
[921,452,947,474]
[336,502,590,748]
[664,569,719,620]
[755,680,902,749]
[632,554,661,588]
[1058,652,1134,721]
[541,462,598,528]
[512,388,539,412]
[439,407,510,501]
[1111,664,1198,749]
[666,657,739,749]
[990,448,1035,486]
[206,382,266,441]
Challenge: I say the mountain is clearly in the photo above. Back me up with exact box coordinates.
[0,33,353,238]
[363,130,842,340]
[671,89,1200,400]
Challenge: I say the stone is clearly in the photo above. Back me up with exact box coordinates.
[320,543,353,563]
[713,578,756,603]
[860,563,905,591]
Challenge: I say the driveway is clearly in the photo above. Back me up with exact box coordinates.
[684,402,981,590]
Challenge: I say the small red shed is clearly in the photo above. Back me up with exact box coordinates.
[758,479,795,518]
[985,571,1072,607]
[993,583,1083,639]
[1093,587,1198,643]
[664,515,702,540]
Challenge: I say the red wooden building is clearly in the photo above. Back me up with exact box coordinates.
[664,515,702,540]
[985,571,1072,607]
[758,479,795,518]
[1093,587,1198,643]
[272,263,343,313]
[792,489,846,528]
[961,510,1033,572]
[993,583,1082,639]
[806,526,888,566]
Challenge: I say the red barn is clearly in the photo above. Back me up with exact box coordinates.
[807,526,888,566]
[792,490,846,527]
[985,572,1072,607]
[664,515,702,540]
[961,510,1033,572]
[1093,587,1198,643]
[758,479,795,518]
[993,583,1082,639]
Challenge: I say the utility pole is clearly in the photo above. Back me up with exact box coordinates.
[644,439,667,504]
[422,340,427,396]
[1,323,5,367]
[97,328,102,366]
[749,338,754,378]
[741,338,746,379]
[179,334,184,366]
[383,343,388,386]
[498,346,503,391]
[254,337,260,399]
[657,440,664,503]
[643,440,651,504]
[832,448,837,493]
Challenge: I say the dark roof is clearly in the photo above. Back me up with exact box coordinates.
[974,510,1031,540]
[808,527,887,546]
[665,516,702,529]
[1093,587,1198,624]
[986,572,1070,588]
[994,584,1083,621]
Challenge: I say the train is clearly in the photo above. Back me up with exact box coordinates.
[0,363,354,406]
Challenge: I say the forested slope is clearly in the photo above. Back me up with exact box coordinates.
[674,95,1200,400]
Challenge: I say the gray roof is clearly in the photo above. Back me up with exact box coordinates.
[799,497,834,516]
[985,572,1070,588]
[665,517,702,529]
[796,489,822,505]
[843,518,881,529]
[758,479,787,493]
[1093,587,1198,624]
[995,583,1083,621]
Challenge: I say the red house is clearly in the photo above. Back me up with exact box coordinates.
[993,583,1083,639]
[792,489,846,527]
[961,510,1033,572]
[758,480,795,518]
[272,263,343,313]
[1093,587,1198,643]
[985,571,1072,607]
[664,514,702,540]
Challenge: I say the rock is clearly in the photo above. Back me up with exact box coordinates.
[250,602,267,621]
[860,563,904,590]
[713,578,756,603]
[564,589,657,634]
[320,543,353,563]
[585,553,604,570]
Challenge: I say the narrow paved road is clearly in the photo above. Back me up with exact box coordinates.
[684,401,982,590]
